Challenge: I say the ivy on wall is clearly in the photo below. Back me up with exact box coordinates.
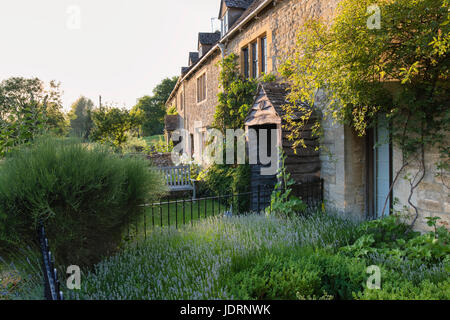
[280,0,449,226]
[212,53,259,132]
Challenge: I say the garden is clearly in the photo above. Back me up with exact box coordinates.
[1,0,449,301]
[0,134,448,300]
[1,128,448,300]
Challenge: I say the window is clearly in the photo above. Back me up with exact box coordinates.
[197,73,207,103]
[190,134,194,157]
[367,114,392,219]
[251,42,258,78]
[221,12,229,36]
[261,36,267,74]
[179,91,184,112]
[241,33,269,78]
[242,47,250,78]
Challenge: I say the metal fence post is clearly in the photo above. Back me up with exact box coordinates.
[183,198,186,225]
[168,197,171,227]
[257,185,261,213]
[144,206,147,240]
[321,178,325,203]
[160,199,163,227]
[38,223,63,300]
[191,198,194,226]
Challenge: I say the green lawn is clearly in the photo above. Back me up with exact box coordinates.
[128,198,226,237]
[143,135,164,146]
[146,198,224,228]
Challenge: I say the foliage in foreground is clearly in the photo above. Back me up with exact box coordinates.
[72,213,360,300]
[0,245,44,300]
[268,152,307,217]
[73,213,449,300]
[0,136,166,267]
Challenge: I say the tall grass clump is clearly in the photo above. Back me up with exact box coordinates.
[0,136,166,267]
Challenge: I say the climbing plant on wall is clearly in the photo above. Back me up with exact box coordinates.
[212,53,258,132]
[280,0,449,227]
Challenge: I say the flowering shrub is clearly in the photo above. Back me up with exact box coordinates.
[72,212,360,300]
[72,213,449,300]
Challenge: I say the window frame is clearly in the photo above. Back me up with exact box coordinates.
[251,41,258,78]
[197,72,207,103]
[260,36,267,75]
[242,47,250,78]
[222,11,229,36]
[241,33,269,79]
[179,90,184,112]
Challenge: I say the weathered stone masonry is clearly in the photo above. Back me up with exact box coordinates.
[165,0,449,231]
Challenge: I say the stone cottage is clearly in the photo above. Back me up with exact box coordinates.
[165,0,449,230]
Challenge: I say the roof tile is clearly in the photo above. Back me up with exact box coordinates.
[198,31,221,45]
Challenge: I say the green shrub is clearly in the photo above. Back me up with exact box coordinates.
[341,215,450,265]
[122,133,148,153]
[268,152,307,217]
[202,164,251,212]
[166,105,178,115]
[145,137,173,154]
[227,249,366,300]
[356,214,415,244]
[0,136,166,267]
[356,278,450,300]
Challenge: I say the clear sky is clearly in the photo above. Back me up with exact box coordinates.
[0,0,221,111]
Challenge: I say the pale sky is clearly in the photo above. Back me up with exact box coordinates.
[0,0,221,111]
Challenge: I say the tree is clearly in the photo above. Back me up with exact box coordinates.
[136,76,178,136]
[280,0,449,226]
[90,105,143,148]
[133,96,165,136]
[0,77,67,156]
[68,96,95,140]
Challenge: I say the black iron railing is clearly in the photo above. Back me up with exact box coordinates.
[131,180,324,239]
[38,223,63,300]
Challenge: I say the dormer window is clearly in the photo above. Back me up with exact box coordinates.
[221,11,229,36]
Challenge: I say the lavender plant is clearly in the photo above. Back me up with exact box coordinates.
[73,212,360,300]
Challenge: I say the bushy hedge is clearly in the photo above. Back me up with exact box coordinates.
[201,164,251,212]
[0,136,166,267]
[228,249,367,300]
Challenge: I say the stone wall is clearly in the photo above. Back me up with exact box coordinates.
[183,54,221,133]
[224,0,340,74]
[393,144,450,231]
[320,117,367,220]
[169,0,341,137]
[165,0,449,232]
[148,153,174,167]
